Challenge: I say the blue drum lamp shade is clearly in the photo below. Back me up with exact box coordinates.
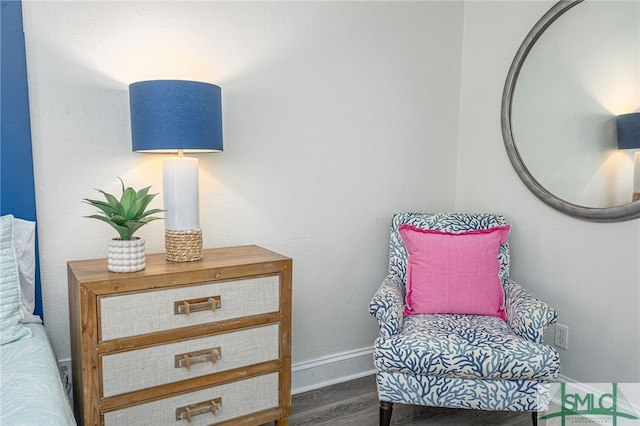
[129,80,223,262]
[617,111,640,202]
[130,80,223,153]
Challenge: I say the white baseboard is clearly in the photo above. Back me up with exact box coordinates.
[291,347,375,395]
[558,373,572,383]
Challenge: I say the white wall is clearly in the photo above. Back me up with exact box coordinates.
[23,0,639,390]
[457,1,640,382]
[22,0,463,380]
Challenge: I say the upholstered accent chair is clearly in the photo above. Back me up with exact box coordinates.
[369,213,560,426]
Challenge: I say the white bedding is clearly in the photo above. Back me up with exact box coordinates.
[0,323,76,425]
[12,217,40,323]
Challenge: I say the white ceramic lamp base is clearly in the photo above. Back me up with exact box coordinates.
[163,157,204,262]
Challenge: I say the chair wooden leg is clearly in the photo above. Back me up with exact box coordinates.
[380,400,393,426]
[532,411,538,426]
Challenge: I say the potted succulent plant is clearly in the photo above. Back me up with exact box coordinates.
[84,178,163,273]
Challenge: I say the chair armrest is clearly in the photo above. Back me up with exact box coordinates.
[369,274,406,338]
[504,279,558,344]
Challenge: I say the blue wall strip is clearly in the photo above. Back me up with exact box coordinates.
[1,0,44,319]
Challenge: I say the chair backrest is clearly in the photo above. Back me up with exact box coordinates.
[388,212,510,284]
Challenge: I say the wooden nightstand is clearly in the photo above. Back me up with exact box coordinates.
[67,245,292,426]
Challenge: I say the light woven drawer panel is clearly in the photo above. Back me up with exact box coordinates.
[101,324,279,397]
[103,372,279,426]
[99,276,280,341]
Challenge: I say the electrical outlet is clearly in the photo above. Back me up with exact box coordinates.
[555,324,569,349]
[58,359,73,405]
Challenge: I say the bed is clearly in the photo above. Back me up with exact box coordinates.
[0,2,76,424]
[0,324,73,423]
[0,216,75,426]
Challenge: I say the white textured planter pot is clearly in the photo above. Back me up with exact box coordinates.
[107,237,146,273]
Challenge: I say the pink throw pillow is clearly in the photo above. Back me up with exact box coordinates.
[399,224,511,321]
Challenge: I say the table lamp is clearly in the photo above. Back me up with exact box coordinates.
[617,111,640,202]
[130,80,223,262]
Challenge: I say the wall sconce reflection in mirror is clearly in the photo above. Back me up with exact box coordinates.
[617,112,640,202]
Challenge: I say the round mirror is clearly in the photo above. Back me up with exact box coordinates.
[501,0,640,222]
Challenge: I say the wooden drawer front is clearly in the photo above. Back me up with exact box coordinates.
[99,275,280,341]
[101,324,279,397]
[103,372,279,426]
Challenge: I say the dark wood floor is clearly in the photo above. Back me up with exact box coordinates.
[272,375,534,425]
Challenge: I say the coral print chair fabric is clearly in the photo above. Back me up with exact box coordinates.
[369,213,560,426]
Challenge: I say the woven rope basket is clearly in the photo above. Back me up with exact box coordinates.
[165,229,203,262]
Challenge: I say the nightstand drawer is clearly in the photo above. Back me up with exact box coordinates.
[101,324,280,397]
[99,275,280,341]
[103,372,279,426]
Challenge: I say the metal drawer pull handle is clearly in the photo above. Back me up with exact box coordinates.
[176,397,222,422]
[174,296,221,315]
[175,347,222,369]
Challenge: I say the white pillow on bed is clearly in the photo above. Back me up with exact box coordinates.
[0,215,32,345]
[12,217,41,323]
